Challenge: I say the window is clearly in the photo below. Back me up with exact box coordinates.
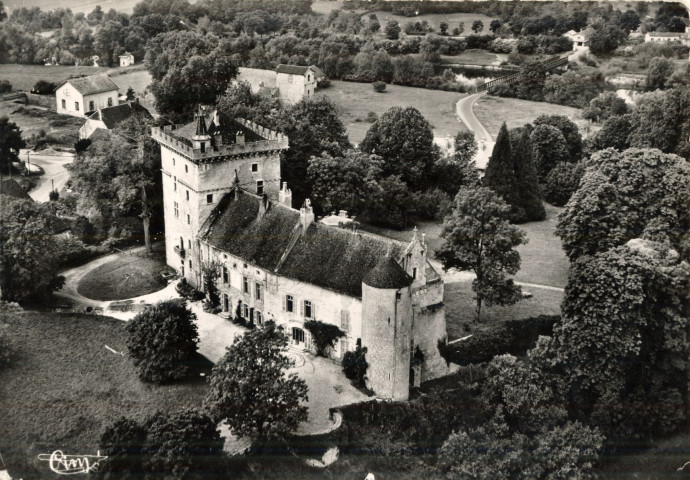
[75,101,80,111]
[256,180,264,195]
[243,276,249,294]
[256,311,263,325]
[173,202,179,218]
[206,194,213,204]
[412,267,417,279]
[173,158,176,166]
[200,142,205,153]
[174,180,177,192]
[186,190,189,201]
[89,100,94,111]
[243,304,249,318]
[61,99,66,109]
[189,260,192,269]
[303,300,312,319]
[107,97,113,107]
[185,165,188,173]
[286,295,294,312]
[222,267,228,284]
[188,240,191,249]
[341,310,350,332]
[255,283,262,301]
[251,163,258,172]
[187,214,190,225]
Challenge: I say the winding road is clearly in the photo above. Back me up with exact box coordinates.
[455,93,495,170]
[20,148,74,202]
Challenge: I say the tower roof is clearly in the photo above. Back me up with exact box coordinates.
[194,106,208,136]
[363,257,413,290]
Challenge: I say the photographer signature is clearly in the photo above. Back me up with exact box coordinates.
[37,450,107,475]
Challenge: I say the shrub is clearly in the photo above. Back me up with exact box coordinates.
[125,299,200,384]
[304,320,345,357]
[74,138,92,153]
[175,278,204,301]
[372,81,386,92]
[48,189,59,201]
[543,161,585,206]
[201,261,220,307]
[365,111,378,122]
[0,80,11,94]
[438,315,560,366]
[32,80,57,95]
[342,344,368,388]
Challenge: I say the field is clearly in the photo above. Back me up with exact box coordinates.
[319,80,465,145]
[474,95,587,138]
[0,312,209,479]
[76,247,168,301]
[366,11,499,34]
[0,102,85,144]
[3,0,161,14]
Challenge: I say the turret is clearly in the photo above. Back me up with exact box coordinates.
[192,106,211,153]
[361,256,414,401]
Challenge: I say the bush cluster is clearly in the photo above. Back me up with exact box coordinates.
[342,344,368,388]
[175,278,204,301]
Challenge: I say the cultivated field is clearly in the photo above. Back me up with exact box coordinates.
[319,80,465,145]
[0,312,209,479]
[474,95,586,138]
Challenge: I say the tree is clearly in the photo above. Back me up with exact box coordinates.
[530,124,570,181]
[439,21,448,35]
[436,187,527,320]
[0,1,6,22]
[372,81,386,92]
[360,106,438,190]
[553,241,689,435]
[489,19,502,33]
[556,148,690,260]
[0,198,65,305]
[588,25,626,55]
[204,322,308,444]
[471,20,484,33]
[457,21,465,36]
[483,123,519,216]
[342,344,368,387]
[125,299,200,384]
[99,417,148,478]
[543,161,584,207]
[0,80,11,94]
[201,260,221,309]
[0,116,26,177]
[512,128,545,221]
[646,56,675,90]
[384,20,400,40]
[588,114,632,152]
[582,92,628,123]
[125,86,136,101]
[533,115,582,163]
[304,320,345,357]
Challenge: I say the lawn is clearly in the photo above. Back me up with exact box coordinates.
[474,95,585,139]
[76,247,168,301]
[366,11,499,34]
[319,80,465,145]
[0,311,209,480]
[0,102,85,144]
[3,0,145,14]
[0,64,112,92]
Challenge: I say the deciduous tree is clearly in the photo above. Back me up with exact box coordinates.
[125,299,200,384]
[533,115,582,163]
[471,20,484,33]
[0,116,26,177]
[436,187,527,320]
[384,19,400,40]
[530,124,570,181]
[204,322,308,443]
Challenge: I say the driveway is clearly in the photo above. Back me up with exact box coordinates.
[456,93,495,170]
[19,148,74,202]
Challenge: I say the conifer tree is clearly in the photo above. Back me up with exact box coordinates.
[513,129,545,222]
[483,123,519,218]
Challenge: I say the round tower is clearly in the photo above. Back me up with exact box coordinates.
[361,256,414,401]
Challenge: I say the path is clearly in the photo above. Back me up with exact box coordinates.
[19,148,74,202]
[456,93,495,170]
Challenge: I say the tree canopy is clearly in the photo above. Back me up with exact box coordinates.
[204,322,308,443]
[436,187,527,320]
[0,116,26,176]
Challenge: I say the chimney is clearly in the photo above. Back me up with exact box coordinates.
[236,130,245,145]
[300,199,314,230]
[279,182,292,208]
[338,210,348,218]
[258,194,269,220]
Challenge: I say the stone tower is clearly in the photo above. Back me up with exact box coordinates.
[151,107,289,287]
[361,256,414,401]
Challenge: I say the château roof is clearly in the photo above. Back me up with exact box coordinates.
[56,75,119,96]
[171,110,264,145]
[363,257,414,290]
[199,190,406,298]
[87,102,152,129]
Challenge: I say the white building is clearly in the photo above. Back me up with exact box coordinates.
[151,108,452,400]
[119,52,135,67]
[234,64,320,105]
[78,100,152,139]
[563,29,592,52]
[54,75,119,118]
[644,28,690,45]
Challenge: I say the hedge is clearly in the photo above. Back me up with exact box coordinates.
[438,315,560,366]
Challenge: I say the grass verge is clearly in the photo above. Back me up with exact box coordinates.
[0,311,209,479]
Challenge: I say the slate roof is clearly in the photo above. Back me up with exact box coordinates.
[276,64,314,75]
[88,102,152,129]
[172,110,264,145]
[647,32,685,37]
[0,179,32,201]
[362,256,413,290]
[199,190,407,298]
[57,75,119,96]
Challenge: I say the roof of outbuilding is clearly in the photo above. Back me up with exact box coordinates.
[363,256,413,290]
[276,64,314,75]
[88,102,152,129]
[57,75,119,96]
[199,190,407,298]
[0,179,32,201]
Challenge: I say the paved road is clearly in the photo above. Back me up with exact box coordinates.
[20,149,74,202]
[455,93,495,170]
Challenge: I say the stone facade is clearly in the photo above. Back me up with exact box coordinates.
[234,65,317,105]
[152,110,452,400]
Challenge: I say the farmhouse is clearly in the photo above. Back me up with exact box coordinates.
[55,75,119,118]
[78,100,152,139]
[151,107,451,400]
[563,29,593,52]
[235,64,321,105]
[644,27,690,46]
[119,52,135,67]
